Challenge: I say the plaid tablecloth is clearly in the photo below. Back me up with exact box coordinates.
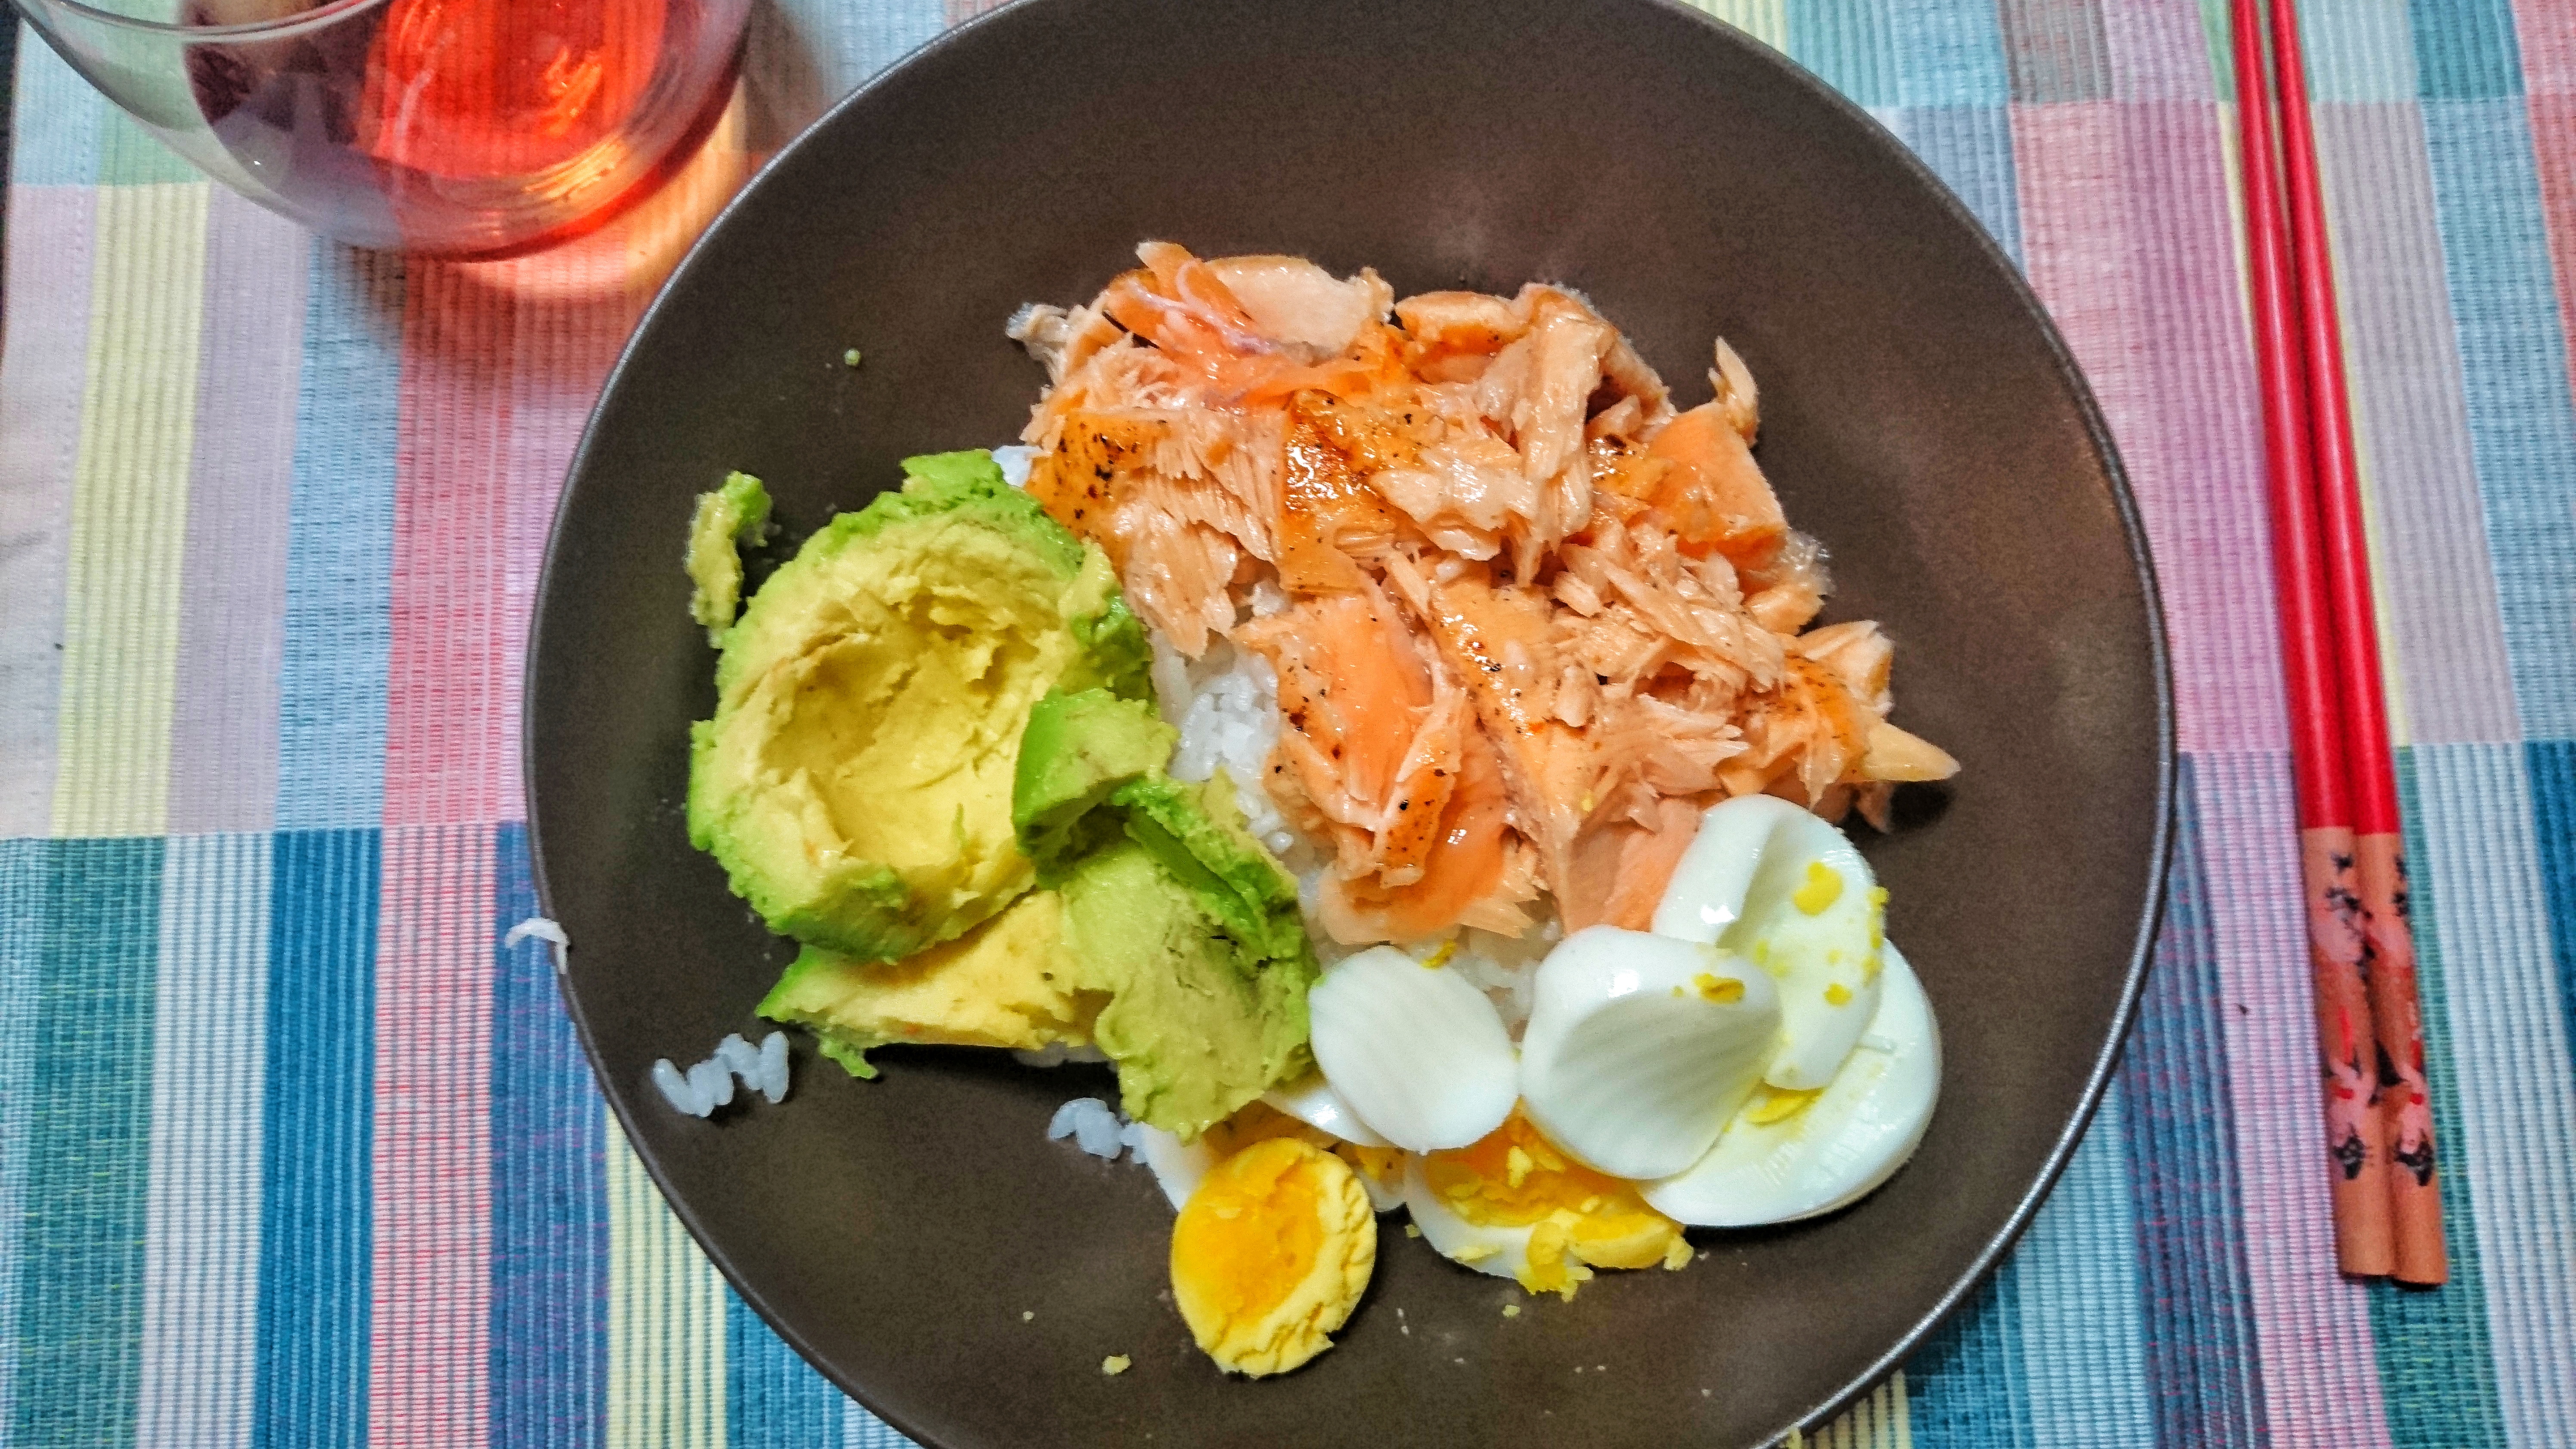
[4,0,2573,1444]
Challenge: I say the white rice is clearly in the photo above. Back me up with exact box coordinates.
[503,916,570,975]
[653,1030,792,1117]
[1047,1096,1131,1160]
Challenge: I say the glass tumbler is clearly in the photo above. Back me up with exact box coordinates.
[12,0,752,257]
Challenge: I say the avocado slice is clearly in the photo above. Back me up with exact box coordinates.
[759,889,1099,1077]
[687,452,1152,963]
[1013,688,1179,877]
[685,471,772,644]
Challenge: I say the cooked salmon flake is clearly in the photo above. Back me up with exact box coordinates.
[1013,245,1957,944]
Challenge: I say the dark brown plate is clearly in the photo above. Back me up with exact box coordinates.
[526,0,2173,1443]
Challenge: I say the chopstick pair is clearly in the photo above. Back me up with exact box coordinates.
[2226,0,2446,1285]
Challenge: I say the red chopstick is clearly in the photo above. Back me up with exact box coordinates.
[2265,0,2447,1286]
[2227,0,2392,1279]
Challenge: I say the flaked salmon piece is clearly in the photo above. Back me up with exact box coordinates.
[1412,569,1595,896]
[1560,793,1703,933]
[1205,256,1393,359]
[1274,391,1416,594]
[1368,433,1536,561]
[1396,289,1524,383]
[1007,301,1124,385]
[1318,715,1521,944]
[1711,337,1760,442]
[1236,590,1428,810]
[1743,532,1830,632]
[1598,333,1677,439]
[1795,620,1894,714]
[1638,400,1789,573]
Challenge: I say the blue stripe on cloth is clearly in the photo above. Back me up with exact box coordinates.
[1790,0,1900,108]
[1902,1260,2033,1443]
[2406,742,2576,1442]
[2365,748,2508,1448]
[1889,0,2012,106]
[254,829,377,1449]
[844,1398,923,1449]
[0,839,37,1443]
[2011,1080,2155,1447]
[2405,0,2523,100]
[275,248,401,832]
[2117,754,2271,1448]
[6,34,104,188]
[2297,0,2422,105]
[140,832,273,1448]
[6,838,163,1449]
[770,0,947,98]
[2530,742,2576,1100]
[2416,97,2576,737]
[492,824,607,1449]
[725,1290,844,1448]
[1897,103,2026,269]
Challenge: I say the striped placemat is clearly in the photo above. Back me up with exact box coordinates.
[3,0,2571,1444]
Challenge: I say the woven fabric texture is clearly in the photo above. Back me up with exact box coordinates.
[3,0,2573,1444]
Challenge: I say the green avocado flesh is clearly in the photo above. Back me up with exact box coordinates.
[756,682,1317,1138]
[685,471,772,644]
[688,450,1316,1136]
[687,452,1150,963]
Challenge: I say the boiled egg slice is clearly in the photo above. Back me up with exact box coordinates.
[1644,940,1940,1226]
[1653,793,1885,1090]
[1264,1071,1392,1148]
[1402,1111,1690,1298]
[1170,1137,1377,1376]
[1516,926,1782,1180]
[1132,1101,1407,1214]
[1307,944,1518,1152]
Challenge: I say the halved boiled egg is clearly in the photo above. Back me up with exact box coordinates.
[1645,941,1940,1226]
[1402,1111,1690,1298]
[1516,926,1781,1180]
[1170,1137,1377,1376]
[1653,794,1885,1090]
[1306,944,1518,1152]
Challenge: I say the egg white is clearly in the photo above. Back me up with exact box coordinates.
[1307,944,1519,1152]
[1130,1122,1214,1210]
[1399,1154,1534,1283]
[1643,940,1940,1226]
[1264,1071,1392,1148]
[1516,926,1782,1180]
[1130,1118,1409,1214]
[1654,794,1882,1090]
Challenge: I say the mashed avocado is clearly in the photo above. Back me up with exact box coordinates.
[763,686,1318,1137]
[687,452,1151,963]
[685,471,772,643]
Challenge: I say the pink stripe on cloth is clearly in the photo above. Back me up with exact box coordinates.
[387,269,520,827]
[2096,0,2219,102]
[167,193,307,835]
[2525,90,2576,405]
[371,824,495,1449]
[2192,751,2396,1447]
[498,272,647,824]
[2514,0,2576,94]
[0,187,96,837]
[2009,99,2288,756]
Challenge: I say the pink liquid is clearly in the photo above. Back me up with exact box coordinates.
[184,0,739,256]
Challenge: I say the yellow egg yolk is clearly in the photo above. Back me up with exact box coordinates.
[1793,861,1845,914]
[1420,1111,1687,1299]
[1169,1137,1376,1377]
